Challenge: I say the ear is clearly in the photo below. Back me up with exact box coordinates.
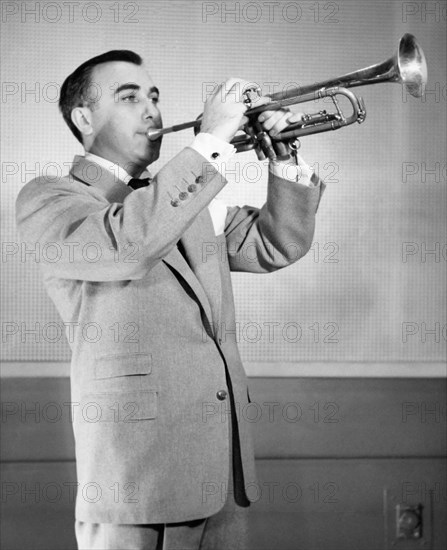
[71,106,93,137]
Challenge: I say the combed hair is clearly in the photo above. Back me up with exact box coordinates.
[59,50,143,143]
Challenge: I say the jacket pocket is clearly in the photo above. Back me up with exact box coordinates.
[94,352,152,379]
[80,390,158,422]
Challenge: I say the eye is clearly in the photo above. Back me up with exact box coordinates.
[150,95,160,104]
[121,94,138,102]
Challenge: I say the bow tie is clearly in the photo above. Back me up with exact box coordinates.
[128,177,152,190]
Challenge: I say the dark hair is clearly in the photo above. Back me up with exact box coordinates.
[59,50,143,143]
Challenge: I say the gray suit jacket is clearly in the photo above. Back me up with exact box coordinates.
[15,148,325,524]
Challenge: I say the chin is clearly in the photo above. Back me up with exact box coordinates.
[147,147,161,166]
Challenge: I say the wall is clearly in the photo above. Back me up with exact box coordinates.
[1,377,446,549]
[1,1,446,548]
[1,0,445,370]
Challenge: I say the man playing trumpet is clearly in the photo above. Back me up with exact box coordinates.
[15,50,325,549]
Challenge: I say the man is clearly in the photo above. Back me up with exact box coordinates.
[15,50,325,549]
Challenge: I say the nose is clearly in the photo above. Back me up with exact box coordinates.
[143,98,159,121]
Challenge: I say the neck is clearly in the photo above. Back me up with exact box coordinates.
[85,149,147,178]
[126,165,146,178]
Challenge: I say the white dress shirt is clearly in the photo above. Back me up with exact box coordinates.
[85,132,319,236]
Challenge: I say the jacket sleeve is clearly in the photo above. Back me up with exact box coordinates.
[15,148,227,282]
[224,171,326,273]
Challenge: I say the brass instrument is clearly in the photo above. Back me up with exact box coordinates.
[147,34,427,160]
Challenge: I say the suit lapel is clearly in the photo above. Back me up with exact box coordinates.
[178,209,222,335]
[70,155,133,203]
[161,207,222,338]
[161,246,216,338]
[69,155,220,338]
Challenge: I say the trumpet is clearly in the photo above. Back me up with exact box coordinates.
[147,33,427,160]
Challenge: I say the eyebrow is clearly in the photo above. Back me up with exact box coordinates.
[114,83,160,96]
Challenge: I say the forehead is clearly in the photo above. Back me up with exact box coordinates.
[90,61,155,91]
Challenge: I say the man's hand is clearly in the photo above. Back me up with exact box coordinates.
[200,78,303,145]
[256,108,304,138]
[200,78,260,143]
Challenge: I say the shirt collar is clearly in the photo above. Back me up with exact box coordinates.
[84,152,151,185]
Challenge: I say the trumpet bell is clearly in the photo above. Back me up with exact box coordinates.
[397,33,428,97]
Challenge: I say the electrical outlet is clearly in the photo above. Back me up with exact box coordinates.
[396,504,423,539]
[383,489,432,549]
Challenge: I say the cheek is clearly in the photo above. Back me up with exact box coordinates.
[96,116,132,145]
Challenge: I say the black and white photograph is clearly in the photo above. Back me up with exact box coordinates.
[1,1,446,549]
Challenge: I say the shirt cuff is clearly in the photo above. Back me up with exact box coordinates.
[189,133,236,165]
[269,154,320,187]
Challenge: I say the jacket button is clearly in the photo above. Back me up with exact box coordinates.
[195,175,205,185]
[216,390,227,401]
[171,199,180,207]
[187,184,197,192]
[179,192,188,200]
